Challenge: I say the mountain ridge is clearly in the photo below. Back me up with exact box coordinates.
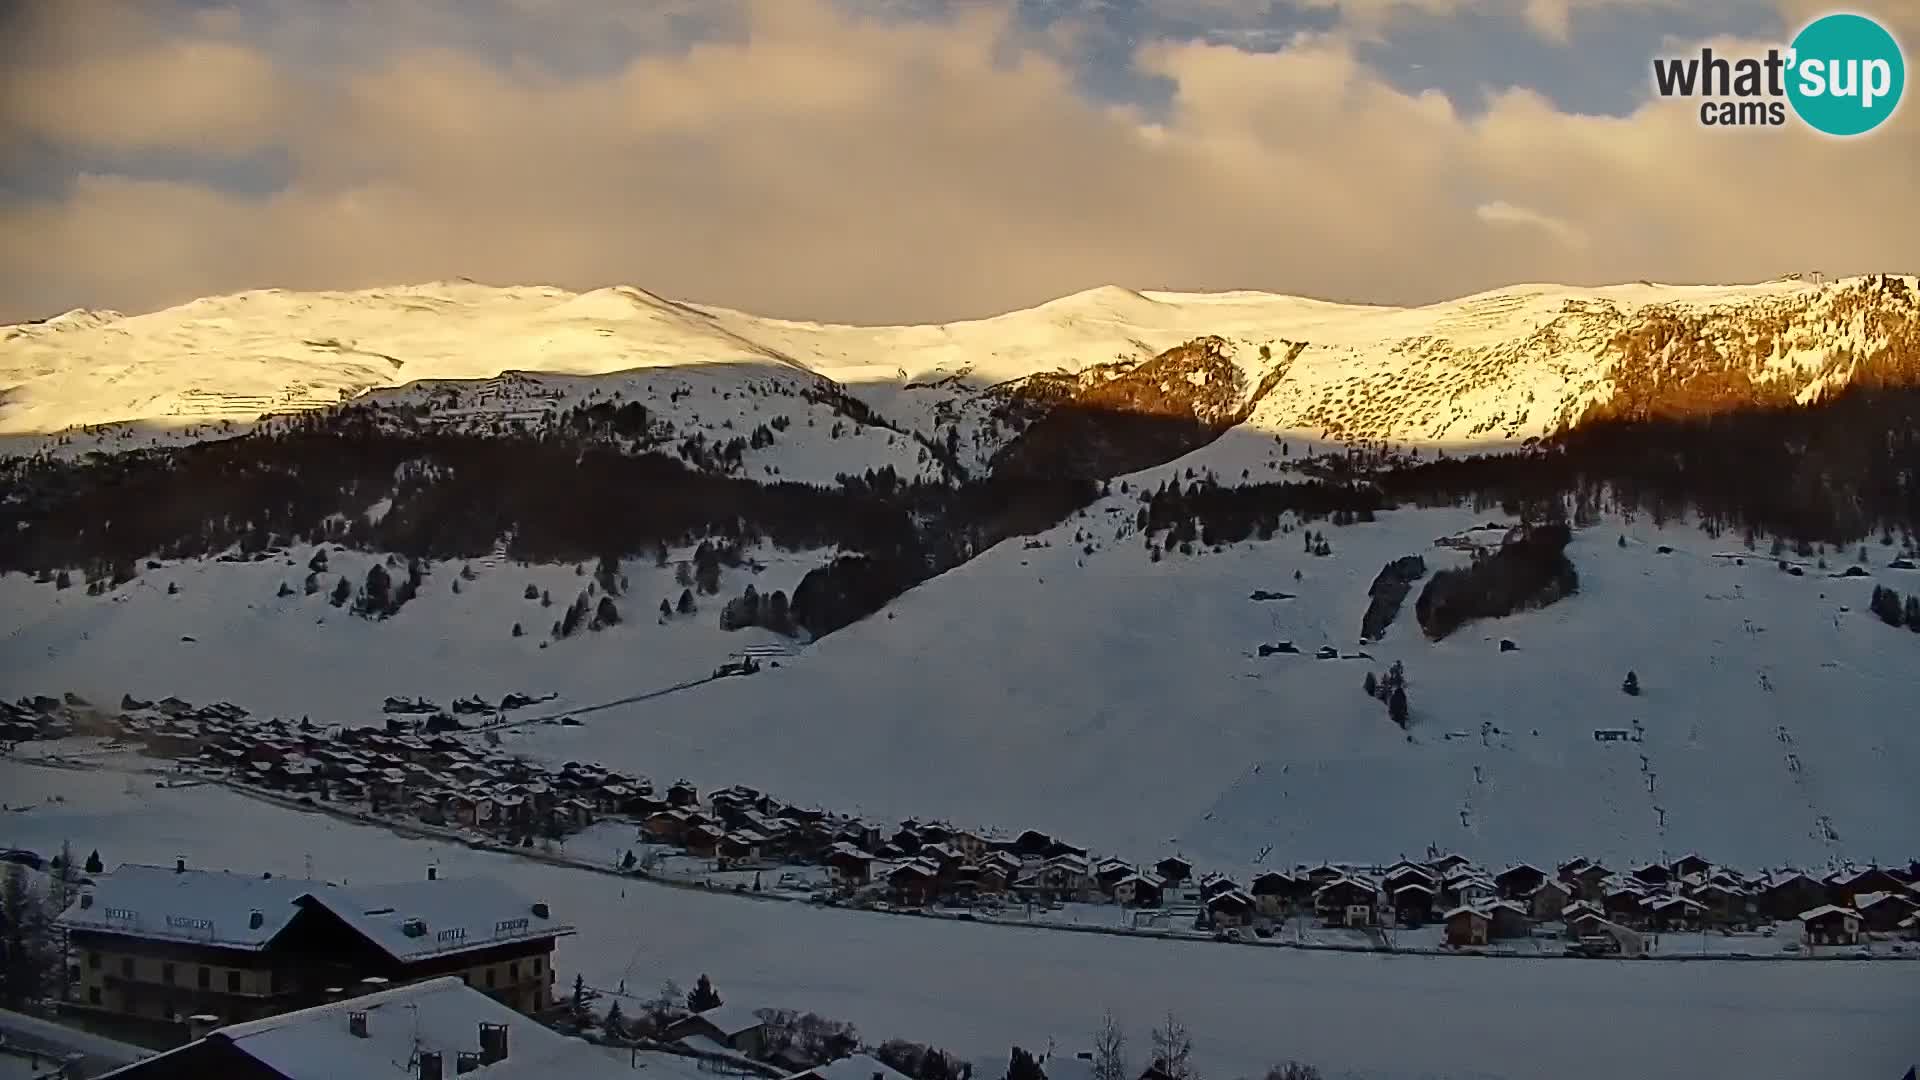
[7,274,1916,467]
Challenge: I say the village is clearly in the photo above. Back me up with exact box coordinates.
[4,690,1919,966]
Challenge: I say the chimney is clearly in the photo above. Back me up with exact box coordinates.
[174,857,186,874]
[348,1011,369,1039]
[417,1050,444,1080]
[248,909,264,930]
[455,1052,482,1075]
[427,866,437,881]
[477,1023,509,1065]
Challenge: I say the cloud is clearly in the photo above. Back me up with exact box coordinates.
[0,0,1914,324]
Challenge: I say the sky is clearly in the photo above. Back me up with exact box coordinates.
[0,0,1915,325]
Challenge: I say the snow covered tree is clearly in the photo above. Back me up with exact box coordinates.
[525,583,540,600]
[572,973,586,1017]
[1622,670,1641,696]
[1149,1013,1196,1080]
[0,864,56,1009]
[53,570,71,590]
[277,582,294,597]
[1362,671,1378,699]
[687,973,722,1012]
[592,596,620,630]
[84,850,102,874]
[511,622,524,638]
[677,589,696,615]
[622,850,637,871]
[1388,685,1409,727]
[1092,1010,1129,1080]
[1906,594,1920,631]
[660,598,673,620]
[1264,1065,1321,1080]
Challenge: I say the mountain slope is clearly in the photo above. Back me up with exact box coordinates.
[7,275,1917,468]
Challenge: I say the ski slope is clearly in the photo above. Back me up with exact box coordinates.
[4,496,1914,874]
[6,275,1908,465]
[1,761,1913,1080]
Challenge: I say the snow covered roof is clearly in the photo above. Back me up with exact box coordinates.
[55,864,324,950]
[1797,905,1862,922]
[681,1003,765,1037]
[298,877,573,964]
[126,975,627,1077]
[791,1053,914,1080]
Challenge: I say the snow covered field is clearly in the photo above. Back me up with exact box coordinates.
[8,494,1911,876]
[2,761,1913,1080]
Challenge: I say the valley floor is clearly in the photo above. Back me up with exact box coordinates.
[2,760,1916,1080]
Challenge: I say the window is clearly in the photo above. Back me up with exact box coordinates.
[228,970,242,993]
[509,961,519,983]
[121,957,134,978]
[162,963,176,985]
[269,971,281,994]
[533,958,542,976]
[485,968,496,989]
[88,987,102,1005]
[88,952,101,970]
[197,966,211,990]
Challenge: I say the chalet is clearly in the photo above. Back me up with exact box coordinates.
[664,1003,768,1059]
[1112,873,1163,908]
[1301,863,1345,889]
[1390,883,1436,927]
[1443,906,1489,947]
[1096,860,1136,895]
[972,864,1010,897]
[1669,853,1713,879]
[1901,912,1920,942]
[1642,894,1706,932]
[1494,864,1547,900]
[1825,867,1905,908]
[717,831,766,866]
[1441,875,1496,910]
[886,861,939,907]
[1248,872,1298,917]
[1313,877,1378,928]
[683,824,724,859]
[666,780,699,808]
[1198,874,1240,901]
[1426,853,1474,878]
[1799,905,1864,946]
[1683,882,1749,927]
[1481,899,1531,940]
[1204,889,1256,929]
[1854,892,1920,934]
[1605,880,1651,922]
[951,830,990,860]
[1153,857,1193,886]
[826,845,874,888]
[1759,871,1826,922]
[1565,913,1648,957]
[1629,862,1671,887]
[1528,879,1572,921]
[1006,831,1056,859]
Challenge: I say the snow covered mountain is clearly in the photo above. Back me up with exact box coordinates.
[6,274,1918,469]
[4,272,1918,876]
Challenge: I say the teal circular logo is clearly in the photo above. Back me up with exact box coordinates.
[1787,13,1905,136]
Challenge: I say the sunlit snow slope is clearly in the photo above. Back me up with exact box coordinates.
[7,275,1912,465]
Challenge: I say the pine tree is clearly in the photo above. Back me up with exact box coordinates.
[660,598,673,619]
[593,596,620,629]
[687,973,722,1011]
[1906,595,1920,631]
[1362,671,1378,699]
[525,583,540,601]
[84,850,103,874]
[330,576,352,607]
[677,589,696,615]
[1622,670,1641,696]
[572,973,586,1016]
[605,999,626,1037]
[1006,1048,1046,1080]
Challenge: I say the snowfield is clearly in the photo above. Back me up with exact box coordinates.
[1,761,1914,1080]
[5,275,1909,464]
[4,495,1914,876]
